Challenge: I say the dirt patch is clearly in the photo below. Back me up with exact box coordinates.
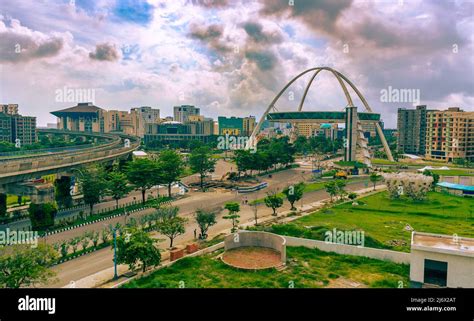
[222,246,282,270]
[326,277,367,288]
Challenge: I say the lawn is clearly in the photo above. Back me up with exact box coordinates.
[372,159,400,165]
[123,246,409,288]
[7,194,30,206]
[249,178,368,205]
[334,161,367,168]
[257,191,474,252]
[431,169,474,176]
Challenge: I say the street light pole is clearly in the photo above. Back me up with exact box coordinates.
[113,228,118,280]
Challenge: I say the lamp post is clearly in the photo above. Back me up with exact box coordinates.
[113,227,118,280]
[104,223,119,280]
[253,202,258,226]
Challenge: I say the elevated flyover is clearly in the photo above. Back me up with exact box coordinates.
[266,111,381,123]
[0,129,140,186]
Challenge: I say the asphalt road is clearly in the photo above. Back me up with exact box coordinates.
[44,169,370,288]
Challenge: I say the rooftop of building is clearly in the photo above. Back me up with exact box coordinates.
[436,182,474,192]
[411,231,474,257]
[51,102,103,117]
[161,121,183,125]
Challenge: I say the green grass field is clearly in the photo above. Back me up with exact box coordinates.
[372,159,400,165]
[257,191,474,252]
[6,194,30,206]
[334,161,367,168]
[249,178,368,205]
[431,169,474,176]
[123,246,409,288]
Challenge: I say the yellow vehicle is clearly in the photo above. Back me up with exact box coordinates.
[333,171,348,179]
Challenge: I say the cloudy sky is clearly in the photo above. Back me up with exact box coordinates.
[0,0,473,127]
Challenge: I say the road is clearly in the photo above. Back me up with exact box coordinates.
[43,167,371,288]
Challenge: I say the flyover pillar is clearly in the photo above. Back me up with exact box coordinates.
[344,106,358,162]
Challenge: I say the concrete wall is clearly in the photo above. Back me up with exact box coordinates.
[440,175,474,185]
[410,249,474,288]
[225,231,286,263]
[284,235,410,264]
[187,242,224,258]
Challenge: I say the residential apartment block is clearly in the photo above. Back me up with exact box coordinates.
[173,105,200,123]
[0,104,37,145]
[397,105,428,155]
[425,107,474,162]
[0,104,19,115]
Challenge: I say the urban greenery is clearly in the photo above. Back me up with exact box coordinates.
[123,246,409,288]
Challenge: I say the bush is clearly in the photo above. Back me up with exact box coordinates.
[0,194,6,217]
[28,203,57,231]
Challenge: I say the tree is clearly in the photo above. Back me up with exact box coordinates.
[80,234,90,251]
[0,244,57,288]
[369,172,381,191]
[234,150,254,177]
[126,158,160,204]
[264,193,284,216]
[195,209,217,239]
[101,228,111,244]
[70,237,80,254]
[158,150,185,197]
[90,231,100,247]
[324,181,338,202]
[223,202,240,232]
[423,170,440,190]
[383,173,433,201]
[59,242,69,259]
[283,183,305,210]
[189,146,216,190]
[293,136,309,154]
[157,216,187,248]
[54,176,73,209]
[116,228,161,272]
[154,206,179,224]
[335,179,347,200]
[80,169,107,215]
[106,171,132,209]
[0,193,6,218]
[28,202,57,231]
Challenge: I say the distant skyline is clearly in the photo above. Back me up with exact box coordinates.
[0,0,473,127]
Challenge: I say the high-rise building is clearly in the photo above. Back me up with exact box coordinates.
[218,116,256,136]
[12,115,37,145]
[243,116,256,136]
[0,104,36,145]
[173,105,200,123]
[0,113,12,142]
[425,107,474,162]
[131,106,161,137]
[187,115,215,135]
[0,104,19,115]
[397,105,428,155]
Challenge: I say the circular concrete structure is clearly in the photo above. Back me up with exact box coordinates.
[222,231,286,270]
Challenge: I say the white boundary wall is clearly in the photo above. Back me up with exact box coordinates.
[284,236,410,264]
